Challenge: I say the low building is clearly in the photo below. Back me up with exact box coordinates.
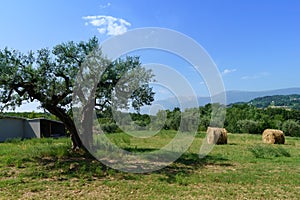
[0,116,66,142]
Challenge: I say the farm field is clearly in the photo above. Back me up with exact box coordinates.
[0,131,299,200]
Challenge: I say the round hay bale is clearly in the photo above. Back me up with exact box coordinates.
[206,127,228,145]
[262,129,285,144]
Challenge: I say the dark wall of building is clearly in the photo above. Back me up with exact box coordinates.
[0,117,66,141]
[40,119,66,138]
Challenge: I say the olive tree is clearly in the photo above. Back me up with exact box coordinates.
[0,37,154,150]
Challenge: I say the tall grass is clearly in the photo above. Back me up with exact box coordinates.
[0,138,71,168]
[248,144,291,158]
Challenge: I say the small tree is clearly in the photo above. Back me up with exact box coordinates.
[165,108,181,130]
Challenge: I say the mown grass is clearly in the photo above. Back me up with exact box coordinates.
[0,131,299,199]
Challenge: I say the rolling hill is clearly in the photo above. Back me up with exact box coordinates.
[146,87,300,111]
[248,94,300,110]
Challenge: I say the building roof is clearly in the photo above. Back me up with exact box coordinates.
[27,118,64,124]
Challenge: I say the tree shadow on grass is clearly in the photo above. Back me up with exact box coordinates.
[122,146,230,165]
[155,152,232,184]
[34,146,232,184]
[121,146,232,184]
[35,150,111,180]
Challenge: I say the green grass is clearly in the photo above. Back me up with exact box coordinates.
[0,132,299,199]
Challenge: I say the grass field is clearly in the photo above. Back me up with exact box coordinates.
[0,131,299,199]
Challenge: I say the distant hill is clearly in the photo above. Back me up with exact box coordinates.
[225,88,300,105]
[145,87,300,111]
[248,94,300,110]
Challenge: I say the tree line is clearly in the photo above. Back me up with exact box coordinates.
[97,103,300,137]
[0,111,57,120]
[2,101,300,137]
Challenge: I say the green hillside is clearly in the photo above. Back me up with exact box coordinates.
[249,94,300,110]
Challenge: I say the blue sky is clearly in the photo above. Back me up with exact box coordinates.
[1,0,300,110]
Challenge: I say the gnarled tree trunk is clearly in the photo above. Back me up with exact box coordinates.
[45,105,83,150]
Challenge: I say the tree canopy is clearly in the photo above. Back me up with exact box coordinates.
[0,37,155,149]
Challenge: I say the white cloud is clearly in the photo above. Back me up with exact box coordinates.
[222,68,237,75]
[119,18,131,26]
[83,15,98,20]
[97,28,106,34]
[90,18,106,26]
[241,72,270,80]
[83,15,131,36]
[99,3,111,9]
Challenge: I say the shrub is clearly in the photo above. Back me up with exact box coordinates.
[236,119,262,134]
[282,120,300,137]
[101,123,122,133]
[130,121,148,131]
